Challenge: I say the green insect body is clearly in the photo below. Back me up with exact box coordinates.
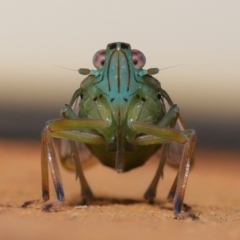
[78,46,164,172]
[22,42,197,219]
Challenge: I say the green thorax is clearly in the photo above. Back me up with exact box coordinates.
[93,43,145,123]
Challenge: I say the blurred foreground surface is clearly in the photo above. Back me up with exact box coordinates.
[0,139,240,240]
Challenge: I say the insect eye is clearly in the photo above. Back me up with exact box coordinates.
[131,49,146,69]
[92,49,106,69]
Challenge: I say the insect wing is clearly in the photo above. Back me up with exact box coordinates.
[72,94,81,117]
[58,138,94,170]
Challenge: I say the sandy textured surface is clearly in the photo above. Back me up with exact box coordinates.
[0,139,240,240]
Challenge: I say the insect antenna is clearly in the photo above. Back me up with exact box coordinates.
[159,64,183,71]
[54,65,79,71]
[147,64,183,75]
[54,65,91,75]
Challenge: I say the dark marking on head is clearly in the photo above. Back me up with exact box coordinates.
[109,43,117,49]
[157,93,162,100]
[141,97,146,102]
[123,98,128,102]
[110,98,115,102]
[93,97,97,101]
[120,43,129,49]
[100,59,105,66]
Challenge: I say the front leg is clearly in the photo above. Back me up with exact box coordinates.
[22,126,65,211]
[69,140,94,205]
[132,120,197,219]
[172,134,197,219]
[167,173,191,212]
[143,105,178,202]
[143,143,169,203]
[22,114,107,210]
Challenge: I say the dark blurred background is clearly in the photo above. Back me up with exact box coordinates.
[1,107,239,150]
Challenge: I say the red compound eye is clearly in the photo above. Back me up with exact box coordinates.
[92,49,106,69]
[132,49,146,69]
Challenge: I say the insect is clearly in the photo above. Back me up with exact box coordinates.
[22,42,197,219]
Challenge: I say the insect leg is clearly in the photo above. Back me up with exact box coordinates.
[42,119,106,210]
[22,117,106,210]
[22,126,64,210]
[59,104,95,203]
[21,146,50,208]
[172,134,197,219]
[69,140,93,204]
[143,143,169,203]
[131,121,197,219]
[141,105,178,203]
[166,173,191,211]
[159,101,193,211]
[22,127,64,211]
[41,126,65,211]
